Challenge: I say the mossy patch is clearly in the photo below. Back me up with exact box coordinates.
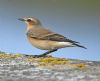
[38,57,70,65]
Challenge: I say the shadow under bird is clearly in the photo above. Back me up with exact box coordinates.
[19,17,86,57]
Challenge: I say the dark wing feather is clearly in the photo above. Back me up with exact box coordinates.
[27,31,79,43]
[39,34,79,43]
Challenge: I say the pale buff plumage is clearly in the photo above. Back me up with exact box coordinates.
[19,17,86,57]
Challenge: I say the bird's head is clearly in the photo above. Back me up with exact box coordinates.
[18,17,41,26]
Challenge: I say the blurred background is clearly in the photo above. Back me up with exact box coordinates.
[0,0,100,61]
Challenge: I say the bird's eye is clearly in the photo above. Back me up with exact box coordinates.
[27,19,32,22]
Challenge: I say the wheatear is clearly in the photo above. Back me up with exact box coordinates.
[19,17,86,57]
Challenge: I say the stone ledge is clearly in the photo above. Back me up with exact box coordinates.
[0,53,100,81]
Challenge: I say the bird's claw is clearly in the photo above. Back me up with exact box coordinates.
[33,54,47,58]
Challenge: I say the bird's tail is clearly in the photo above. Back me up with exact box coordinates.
[73,43,87,49]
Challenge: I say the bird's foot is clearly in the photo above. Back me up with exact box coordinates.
[33,54,48,58]
[25,49,58,58]
[25,54,47,58]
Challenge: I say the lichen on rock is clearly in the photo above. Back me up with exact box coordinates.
[0,52,100,81]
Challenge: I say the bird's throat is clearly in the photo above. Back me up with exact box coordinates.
[26,25,33,31]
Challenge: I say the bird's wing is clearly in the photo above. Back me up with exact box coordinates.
[39,33,79,43]
[27,29,79,43]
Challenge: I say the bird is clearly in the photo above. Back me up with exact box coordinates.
[19,17,86,57]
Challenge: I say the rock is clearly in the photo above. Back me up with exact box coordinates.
[0,53,100,81]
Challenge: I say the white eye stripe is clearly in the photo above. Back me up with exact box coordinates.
[28,18,33,20]
[27,18,37,22]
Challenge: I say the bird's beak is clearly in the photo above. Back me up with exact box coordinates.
[18,18,26,21]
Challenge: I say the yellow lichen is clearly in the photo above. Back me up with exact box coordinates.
[39,57,70,65]
[72,63,86,69]
[0,54,12,59]
[0,54,23,59]
[0,53,87,69]
[14,54,23,58]
[24,59,35,63]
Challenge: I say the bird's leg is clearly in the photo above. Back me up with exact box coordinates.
[34,49,58,57]
[41,49,58,57]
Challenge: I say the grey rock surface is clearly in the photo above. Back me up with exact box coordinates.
[0,53,100,81]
